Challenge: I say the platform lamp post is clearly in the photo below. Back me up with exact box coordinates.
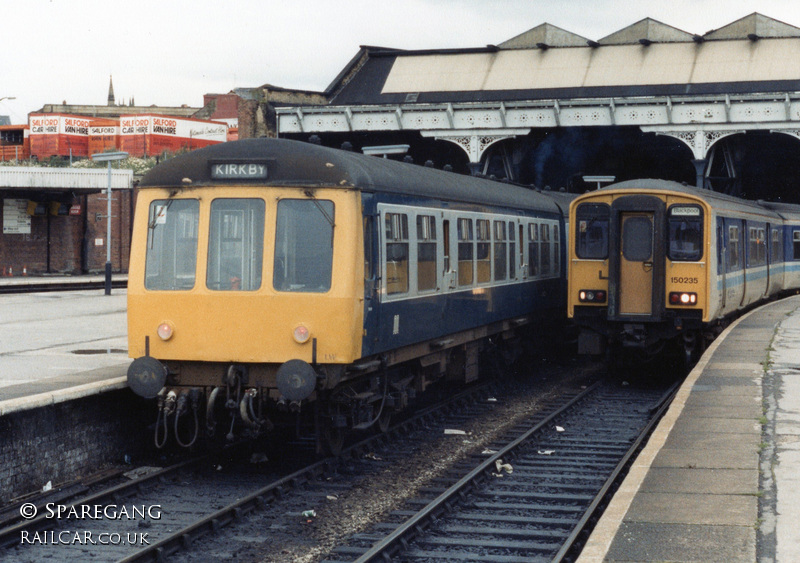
[91,151,129,295]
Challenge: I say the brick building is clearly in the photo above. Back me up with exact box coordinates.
[0,167,133,276]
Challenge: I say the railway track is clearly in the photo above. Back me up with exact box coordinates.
[322,379,678,563]
[0,381,498,563]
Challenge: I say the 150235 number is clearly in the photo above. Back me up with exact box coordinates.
[670,276,698,284]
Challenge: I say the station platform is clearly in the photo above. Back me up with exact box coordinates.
[0,280,130,416]
[0,272,128,292]
[579,294,800,562]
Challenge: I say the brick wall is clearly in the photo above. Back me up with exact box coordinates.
[0,391,152,504]
[0,189,135,276]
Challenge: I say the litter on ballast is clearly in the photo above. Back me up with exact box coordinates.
[538,449,555,455]
[444,429,467,435]
[495,459,513,474]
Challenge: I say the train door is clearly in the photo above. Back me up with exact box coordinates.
[726,221,745,308]
[717,218,726,310]
[765,222,772,297]
[442,218,457,289]
[608,196,666,320]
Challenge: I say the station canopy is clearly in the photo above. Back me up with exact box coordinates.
[322,13,800,106]
[0,167,133,194]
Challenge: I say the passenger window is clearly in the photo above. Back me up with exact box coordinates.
[794,230,800,260]
[274,199,335,293]
[541,224,551,275]
[493,220,507,281]
[528,223,539,277]
[457,218,474,286]
[553,224,560,276]
[772,229,782,262]
[384,213,409,295]
[668,206,703,261]
[748,227,766,266]
[207,199,265,291]
[145,199,199,290]
[622,216,652,262]
[576,203,610,259]
[476,219,491,283]
[508,221,516,280]
[729,226,740,268]
[417,215,437,292]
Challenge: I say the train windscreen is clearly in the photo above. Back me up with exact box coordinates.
[145,199,199,290]
[273,199,335,293]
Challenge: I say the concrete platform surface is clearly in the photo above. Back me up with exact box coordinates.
[578,295,800,563]
[0,288,129,414]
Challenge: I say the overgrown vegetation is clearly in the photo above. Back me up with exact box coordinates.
[0,148,189,176]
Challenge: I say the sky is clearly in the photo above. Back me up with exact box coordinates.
[3,0,800,125]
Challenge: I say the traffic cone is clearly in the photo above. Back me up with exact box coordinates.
[8,266,12,276]
[23,266,27,276]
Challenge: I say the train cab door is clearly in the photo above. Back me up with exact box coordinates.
[608,196,666,321]
[620,214,655,314]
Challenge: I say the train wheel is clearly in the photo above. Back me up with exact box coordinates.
[321,426,345,456]
[377,408,392,433]
[681,331,702,372]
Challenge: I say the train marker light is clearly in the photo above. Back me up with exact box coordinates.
[579,289,606,303]
[669,292,697,306]
[293,325,310,344]
[157,322,174,341]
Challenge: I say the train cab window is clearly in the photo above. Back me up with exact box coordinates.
[729,226,740,269]
[274,199,335,293]
[417,215,437,292]
[207,199,265,291]
[145,199,199,290]
[508,222,516,279]
[528,223,539,277]
[667,206,702,261]
[476,219,491,284]
[493,221,507,281]
[793,230,800,260]
[384,212,409,295]
[457,218,474,286]
[575,203,609,259]
[541,224,552,276]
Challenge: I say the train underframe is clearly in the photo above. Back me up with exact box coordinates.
[574,307,721,370]
[135,316,552,454]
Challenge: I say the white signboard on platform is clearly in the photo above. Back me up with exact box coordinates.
[3,199,31,234]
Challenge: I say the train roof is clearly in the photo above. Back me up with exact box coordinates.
[140,138,568,215]
[581,178,800,220]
